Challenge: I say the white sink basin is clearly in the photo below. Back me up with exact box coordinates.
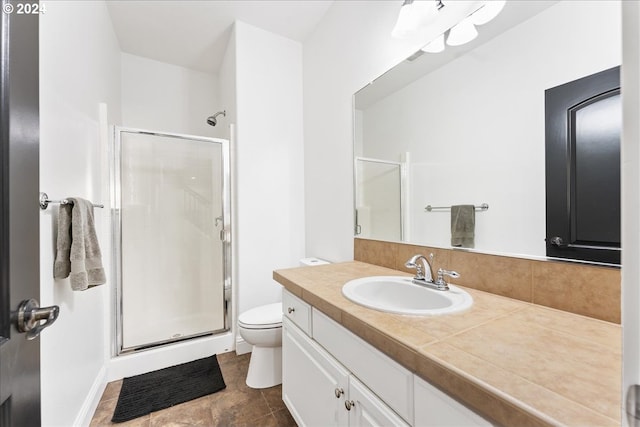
[342,276,472,316]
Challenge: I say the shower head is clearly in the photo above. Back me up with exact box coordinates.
[206,110,226,127]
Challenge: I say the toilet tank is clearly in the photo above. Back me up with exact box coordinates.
[299,257,330,267]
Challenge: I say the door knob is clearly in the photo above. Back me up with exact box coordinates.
[549,236,565,247]
[14,299,60,340]
[345,400,355,411]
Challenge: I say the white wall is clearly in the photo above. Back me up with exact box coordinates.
[121,53,222,138]
[39,1,121,425]
[303,2,429,262]
[235,21,305,314]
[219,25,237,141]
[359,1,621,257]
[119,53,227,349]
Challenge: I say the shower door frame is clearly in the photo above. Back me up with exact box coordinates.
[111,126,232,355]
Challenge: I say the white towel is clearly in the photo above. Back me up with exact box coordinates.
[53,197,106,290]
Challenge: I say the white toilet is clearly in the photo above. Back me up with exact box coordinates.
[238,257,329,389]
[238,302,283,389]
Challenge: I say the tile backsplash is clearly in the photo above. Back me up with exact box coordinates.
[354,238,621,324]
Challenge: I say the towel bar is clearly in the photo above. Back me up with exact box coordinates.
[39,192,104,210]
[425,203,489,212]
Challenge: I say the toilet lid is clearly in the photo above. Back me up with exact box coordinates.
[238,302,283,329]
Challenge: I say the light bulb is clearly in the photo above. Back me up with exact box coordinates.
[392,0,439,39]
[446,17,478,46]
[421,33,445,53]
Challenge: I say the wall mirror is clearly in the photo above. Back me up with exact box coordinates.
[353,0,621,263]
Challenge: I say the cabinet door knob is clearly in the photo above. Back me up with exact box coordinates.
[287,307,295,314]
[345,400,355,411]
[334,387,344,398]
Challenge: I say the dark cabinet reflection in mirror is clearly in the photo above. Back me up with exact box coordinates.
[545,66,621,264]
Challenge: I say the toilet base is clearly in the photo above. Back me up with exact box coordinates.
[246,346,282,389]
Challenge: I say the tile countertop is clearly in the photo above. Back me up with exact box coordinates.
[273,261,621,427]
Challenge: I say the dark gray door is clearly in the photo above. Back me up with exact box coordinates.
[545,66,621,264]
[0,2,42,425]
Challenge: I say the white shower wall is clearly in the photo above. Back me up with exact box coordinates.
[118,51,230,350]
[121,53,222,138]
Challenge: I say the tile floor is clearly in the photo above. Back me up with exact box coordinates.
[90,352,297,426]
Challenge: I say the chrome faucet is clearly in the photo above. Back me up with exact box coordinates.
[405,254,435,282]
[405,253,460,291]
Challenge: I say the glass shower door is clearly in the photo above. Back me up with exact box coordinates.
[114,128,230,353]
[355,158,404,242]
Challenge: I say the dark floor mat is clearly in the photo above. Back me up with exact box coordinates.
[111,355,226,423]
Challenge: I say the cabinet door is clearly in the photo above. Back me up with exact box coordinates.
[348,376,410,427]
[414,376,493,427]
[312,309,413,421]
[283,318,349,427]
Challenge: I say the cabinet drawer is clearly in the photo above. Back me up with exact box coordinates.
[312,309,414,424]
[283,290,312,335]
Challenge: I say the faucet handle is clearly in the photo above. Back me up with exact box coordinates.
[438,269,460,279]
[433,268,460,290]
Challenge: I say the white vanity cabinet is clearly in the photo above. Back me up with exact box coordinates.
[283,317,409,427]
[347,375,410,427]
[414,376,493,427]
[283,289,312,335]
[281,290,492,427]
[283,317,349,426]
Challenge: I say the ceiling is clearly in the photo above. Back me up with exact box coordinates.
[106,1,334,74]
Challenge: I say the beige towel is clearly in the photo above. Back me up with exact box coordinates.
[451,205,475,248]
[53,198,106,290]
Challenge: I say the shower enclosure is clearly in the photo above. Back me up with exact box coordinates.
[112,127,231,354]
[354,157,406,242]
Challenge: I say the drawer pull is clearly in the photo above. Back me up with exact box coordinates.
[345,400,355,411]
[287,307,295,314]
[334,387,344,398]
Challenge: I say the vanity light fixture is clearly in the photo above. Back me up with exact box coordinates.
[421,33,445,53]
[393,0,506,53]
[446,16,478,46]
[391,0,442,39]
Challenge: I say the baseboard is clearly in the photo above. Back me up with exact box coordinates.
[235,336,252,355]
[74,365,107,427]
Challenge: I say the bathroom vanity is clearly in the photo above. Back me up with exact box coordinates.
[275,261,621,427]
